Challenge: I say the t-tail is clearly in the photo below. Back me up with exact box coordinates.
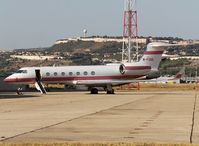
[139,43,164,73]
[139,42,180,73]
[173,66,185,80]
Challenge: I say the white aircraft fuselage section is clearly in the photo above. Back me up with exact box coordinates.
[4,42,172,94]
[4,63,151,85]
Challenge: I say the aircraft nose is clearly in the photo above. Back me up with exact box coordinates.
[4,76,15,83]
[4,77,10,82]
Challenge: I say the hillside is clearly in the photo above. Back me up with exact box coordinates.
[1,36,199,77]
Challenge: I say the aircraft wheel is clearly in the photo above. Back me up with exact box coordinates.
[91,88,98,94]
[107,89,114,94]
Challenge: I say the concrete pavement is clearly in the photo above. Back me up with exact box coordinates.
[0,91,197,143]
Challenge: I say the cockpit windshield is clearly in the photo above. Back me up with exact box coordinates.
[16,70,28,74]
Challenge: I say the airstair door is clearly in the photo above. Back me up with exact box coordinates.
[35,69,46,94]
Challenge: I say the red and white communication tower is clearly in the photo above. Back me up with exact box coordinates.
[122,0,138,62]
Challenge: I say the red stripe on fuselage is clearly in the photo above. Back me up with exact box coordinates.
[145,51,164,55]
[4,78,35,83]
[125,66,151,70]
[4,75,146,83]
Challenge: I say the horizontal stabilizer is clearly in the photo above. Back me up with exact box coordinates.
[151,42,199,49]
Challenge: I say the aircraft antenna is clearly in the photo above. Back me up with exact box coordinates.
[122,0,138,63]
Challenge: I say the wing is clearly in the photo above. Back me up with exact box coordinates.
[76,79,155,86]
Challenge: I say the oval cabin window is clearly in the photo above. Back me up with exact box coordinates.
[46,72,50,76]
[69,72,73,76]
[54,72,58,76]
[76,72,80,76]
[91,71,95,75]
[84,71,88,75]
[61,72,65,76]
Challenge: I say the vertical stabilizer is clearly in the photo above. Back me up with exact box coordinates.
[139,43,165,71]
[174,67,185,79]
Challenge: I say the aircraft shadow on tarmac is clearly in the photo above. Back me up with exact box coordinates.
[0,94,39,99]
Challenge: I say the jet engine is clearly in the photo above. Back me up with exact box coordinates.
[119,64,126,75]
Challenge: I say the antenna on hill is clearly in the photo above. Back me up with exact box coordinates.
[122,0,139,63]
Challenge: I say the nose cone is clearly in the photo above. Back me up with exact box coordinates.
[4,76,16,83]
[4,77,10,82]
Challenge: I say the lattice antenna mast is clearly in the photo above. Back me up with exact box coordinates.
[122,0,138,63]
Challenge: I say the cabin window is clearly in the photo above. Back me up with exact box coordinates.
[76,72,80,76]
[61,72,65,76]
[69,72,73,76]
[54,72,58,76]
[16,70,28,74]
[46,72,50,76]
[91,71,95,75]
[84,71,88,76]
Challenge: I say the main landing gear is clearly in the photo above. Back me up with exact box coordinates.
[106,89,114,94]
[106,84,114,94]
[90,85,115,94]
[90,88,98,94]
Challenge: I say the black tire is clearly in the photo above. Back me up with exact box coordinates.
[91,88,98,94]
[107,89,114,94]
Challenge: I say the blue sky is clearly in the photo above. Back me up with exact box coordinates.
[0,0,198,50]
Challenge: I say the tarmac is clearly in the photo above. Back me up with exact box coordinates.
[0,91,198,144]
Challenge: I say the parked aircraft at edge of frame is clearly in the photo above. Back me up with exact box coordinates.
[4,42,181,94]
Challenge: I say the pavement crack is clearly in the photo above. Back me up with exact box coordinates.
[190,92,197,144]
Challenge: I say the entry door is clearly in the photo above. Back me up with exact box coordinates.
[35,69,41,82]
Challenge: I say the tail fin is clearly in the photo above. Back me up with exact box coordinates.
[174,67,185,79]
[139,43,164,71]
[139,42,179,71]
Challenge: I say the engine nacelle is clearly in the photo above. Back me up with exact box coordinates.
[119,64,126,75]
[119,63,151,76]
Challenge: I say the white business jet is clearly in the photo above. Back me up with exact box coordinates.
[4,42,175,94]
[154,66,185,84]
